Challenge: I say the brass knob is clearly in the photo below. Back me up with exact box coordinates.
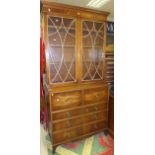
[56,98,60,102]
[77,12,81,15]
[48,8,51,12]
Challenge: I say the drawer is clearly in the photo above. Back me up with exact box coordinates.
[83,104,108,114]
[51,91,81,111]
[53,127,83,144]
[83,121,107,134]
[52,108,84,120]
[52,103,107,121]
[84,87,108,105]
[83,111,107,124]
[53,117,83,131]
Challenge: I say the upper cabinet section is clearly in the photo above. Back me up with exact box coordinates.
[82,20,105,81]
[41,1,109,86]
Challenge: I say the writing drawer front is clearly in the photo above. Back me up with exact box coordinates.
[53,118,83,131]
[83,111,107,124]
[53,127,83,144]
[83,121,107,134]
[84,87,108,104]
[51,91,81,111]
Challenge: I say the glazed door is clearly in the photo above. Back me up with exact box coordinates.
[82,20,105,81]
[47,16,76,83]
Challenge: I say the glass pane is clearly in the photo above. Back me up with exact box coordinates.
[82,20,105,81]
[48,16,76,83]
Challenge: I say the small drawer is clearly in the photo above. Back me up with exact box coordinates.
[51,91,81,111]
[53,127,83,144]
[84,87,108,105]
[83,121,107,135]
[53,117,83,131]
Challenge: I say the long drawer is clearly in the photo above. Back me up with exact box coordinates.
[53,110,108,131]
[52,103,108,121]
[53,120,106,145]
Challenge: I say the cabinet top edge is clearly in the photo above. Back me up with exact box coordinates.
[41,1,110,17]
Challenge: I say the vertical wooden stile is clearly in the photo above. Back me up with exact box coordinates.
[76,18,82,83]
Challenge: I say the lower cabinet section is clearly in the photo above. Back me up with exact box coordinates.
[46,84,109,150]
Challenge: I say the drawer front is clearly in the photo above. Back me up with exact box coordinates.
[52,103,107,121]
[52,108,84,121]
[83,104,108,114]
[83,121,107,134]
[53,127,83,144]
[84,87,108,104]
[83,111,107,124]
[51,91,81,111]
[53,110,108,131]
[53,117,83,131]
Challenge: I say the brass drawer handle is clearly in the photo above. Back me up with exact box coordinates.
[86,109,89,112]
[94,115,98,120]
[94,125,98,129]
[94,107,98,111]
[66,112,71,117]
[67,121,71,127]
[64,132,70,138]
[78,128,82,133]
[95,94,99,98]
